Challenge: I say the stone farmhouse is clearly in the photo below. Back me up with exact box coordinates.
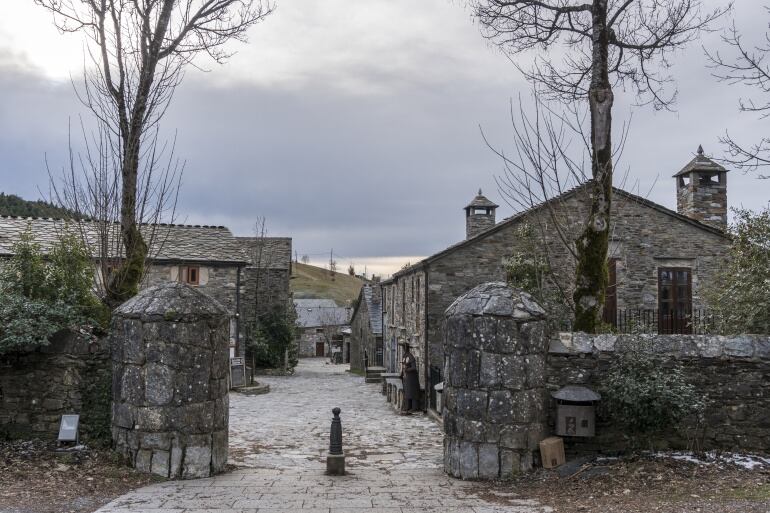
[0,216,292,360]
[294,299,351,358]
[349,283,383,373]
[380,148,732,413]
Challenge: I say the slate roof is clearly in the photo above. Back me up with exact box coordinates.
[464,189,499,209]
[673,145,728,177]
[294,299,339,308]
[362,284,383,335]
[384,181,729,283]
[0,215,249,264]
[294,302,351,328]
[235,237,292,269]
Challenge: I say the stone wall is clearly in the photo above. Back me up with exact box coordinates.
[0,331,110,439]
[381,269,427,383]
[143,263,240,315]
[548,332,770,453]
[111,282,230,479]
[443,283,549,480]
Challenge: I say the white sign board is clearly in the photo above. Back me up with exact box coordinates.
[58,414,80,442]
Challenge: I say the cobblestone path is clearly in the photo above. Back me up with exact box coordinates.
[97,358,551,513]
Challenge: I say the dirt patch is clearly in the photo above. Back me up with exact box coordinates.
[471,454,770,513]
[0,439,161,513]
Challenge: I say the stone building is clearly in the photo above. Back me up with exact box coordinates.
[236,236,293,359]
[294,299,352,358]
[0,217,292,359]
[381,148,731,413]
[349,283,383,372]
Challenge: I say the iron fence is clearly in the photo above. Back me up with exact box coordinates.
[600,308,717,335]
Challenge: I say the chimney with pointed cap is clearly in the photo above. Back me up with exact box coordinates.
[464,189,499,239]
[674,145,728,231]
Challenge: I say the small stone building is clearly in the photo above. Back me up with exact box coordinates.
[381,148,732,413]
[294,299,351,357]
[349,283,383,372]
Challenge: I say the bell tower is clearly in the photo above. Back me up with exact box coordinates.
[464,189,499,239]
[674,145,728,231]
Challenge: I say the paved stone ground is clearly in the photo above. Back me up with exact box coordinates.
[96,358,551,513]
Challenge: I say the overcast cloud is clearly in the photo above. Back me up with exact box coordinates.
[1,0,768,276]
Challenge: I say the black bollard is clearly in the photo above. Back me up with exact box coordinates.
[326,407,345,475]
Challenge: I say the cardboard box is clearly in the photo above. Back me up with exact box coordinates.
[539,436,566,469]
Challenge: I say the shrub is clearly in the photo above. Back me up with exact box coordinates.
[705,207,770,334]
[0,226,108,355]
[246,305,298,371]
[600,340,705,449]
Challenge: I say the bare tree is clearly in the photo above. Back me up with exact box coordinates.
[245,216,274,382]
[36,0,274,306]
[707,10,770,179]
[472,0,727,332]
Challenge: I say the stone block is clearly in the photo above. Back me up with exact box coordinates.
[466,350,481,387]
[457,390,487,420]
[121,365,145,404]
[212,430,228,472]
[525,354,546,387]
[112,403,134,429]
[478,443,500,479]
[479,352,500,387]
[487,390,513,424]
[500,449,521,478]
[496,319,522,354]
[498,355,527,390]
[170,437,183,478]
[123,320,145,365]
[135,449,152,473]
[135,406,167,431]
[472,316,498,351]
[151,450,170,478]
[724,336,754,358]
[139,432,171,450]
[499,426,528,449]
[755,338,770,359]
[183,443,212,479]
[463,419,485,442]
[145,363,174,406]
[458,441,478,479]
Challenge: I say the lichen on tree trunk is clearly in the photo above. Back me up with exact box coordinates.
[573,0,613,333]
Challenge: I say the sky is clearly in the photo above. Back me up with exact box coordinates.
[1,0,769,277]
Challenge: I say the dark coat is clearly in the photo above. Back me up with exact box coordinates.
[401,352,420,400]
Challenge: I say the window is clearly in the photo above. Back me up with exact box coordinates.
[473,208,487,215]
[180,265,200,285]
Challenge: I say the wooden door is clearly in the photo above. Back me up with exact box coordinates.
[315,341,325,357]
[658,268,692,334]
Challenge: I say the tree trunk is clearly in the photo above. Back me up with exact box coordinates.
[573,0,613,333]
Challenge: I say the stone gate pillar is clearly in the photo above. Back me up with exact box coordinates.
[111,282,230,479]
[443,282,548,479]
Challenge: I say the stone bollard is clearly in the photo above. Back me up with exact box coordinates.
[326,407,345,475]
[110,282,230,479]
[443,282,548,480]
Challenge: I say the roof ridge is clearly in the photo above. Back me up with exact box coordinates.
[0,214,228,229]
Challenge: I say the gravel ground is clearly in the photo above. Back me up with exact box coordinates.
[0,439,161,513]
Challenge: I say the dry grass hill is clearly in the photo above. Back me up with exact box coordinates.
[290,262,364,307]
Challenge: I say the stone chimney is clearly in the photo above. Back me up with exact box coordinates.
[674,145,728,231]
[464,189,499,239]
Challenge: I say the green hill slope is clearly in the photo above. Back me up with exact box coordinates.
[291,263,364,307]
[0,193,74,218]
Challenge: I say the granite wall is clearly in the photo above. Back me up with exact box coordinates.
[443,283,549,480]
[548,332,770,453]
[111,282,230,479]
[0,331,110,440]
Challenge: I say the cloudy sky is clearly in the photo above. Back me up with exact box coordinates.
[1,1,768,276]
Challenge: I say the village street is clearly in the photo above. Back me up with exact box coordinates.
[95,358,552,513]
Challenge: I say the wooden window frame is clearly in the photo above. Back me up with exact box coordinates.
[180,265,201,285]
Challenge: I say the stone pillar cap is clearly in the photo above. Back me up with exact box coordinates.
[114,281,229,321]
[444,281,546,320]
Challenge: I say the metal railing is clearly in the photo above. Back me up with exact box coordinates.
[601,308,716,335]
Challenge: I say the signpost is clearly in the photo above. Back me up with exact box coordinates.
[230,357,245,388]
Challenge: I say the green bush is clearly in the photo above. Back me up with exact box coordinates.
[705,207,770,334]
[0,226,108,355]
[600,340,705,449]
[246,305,298,370]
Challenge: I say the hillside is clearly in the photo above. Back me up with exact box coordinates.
[291,262,364,307]
[0,193,74,219]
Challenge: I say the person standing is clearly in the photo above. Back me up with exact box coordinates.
[399,341,420,414]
